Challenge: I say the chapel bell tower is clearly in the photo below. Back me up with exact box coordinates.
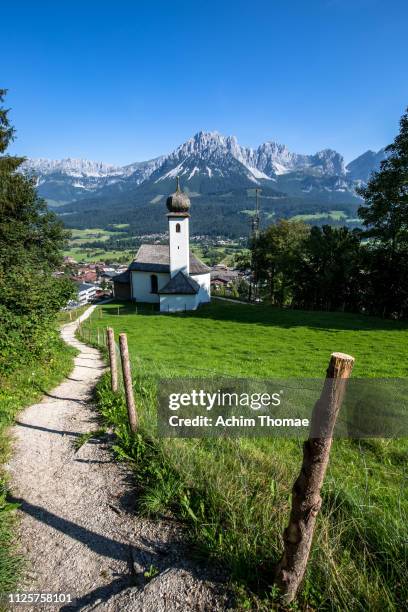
[166,177,190,278]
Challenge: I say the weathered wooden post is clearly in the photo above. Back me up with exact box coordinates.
[106,327,118,392]
[69,310,72,321]
[275,352,355,603]
[119,332,138,433]
[117,305,120,316]
[97,327,100,345]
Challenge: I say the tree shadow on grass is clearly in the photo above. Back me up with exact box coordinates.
[186,301,408,332]
[102,299,408,332]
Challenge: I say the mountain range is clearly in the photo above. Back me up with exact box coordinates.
[20,132,387,237]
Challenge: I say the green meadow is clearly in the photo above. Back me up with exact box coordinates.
[290,210,348,223]
[83,300,408,610]
[64,227,133,263]
[64,247,133,263]
[89,300,408,378]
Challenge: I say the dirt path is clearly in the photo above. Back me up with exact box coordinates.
[6,308,230,611]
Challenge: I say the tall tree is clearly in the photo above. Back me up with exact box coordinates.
[252,220,310,305]
[0,89,74,374]
[358,108,408,248]
[292,225,363,312]
[358,107,408,317]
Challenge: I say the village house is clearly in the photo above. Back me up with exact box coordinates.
[210,265,240,291]
[63,255,77,265]
[76,282,99,305]
[113,179,211,312]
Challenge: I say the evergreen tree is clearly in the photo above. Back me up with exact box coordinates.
[358,107,408,316]
[292,225,363,312]
[252,220,310,305]
[358,107,408,248]
[0,89,74,375]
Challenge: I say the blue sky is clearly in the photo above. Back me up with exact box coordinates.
[2,0,408,164]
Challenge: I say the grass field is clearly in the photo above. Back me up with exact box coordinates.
[57,304,89,325]
[87,300,408,378]
[83,300,408,610]
[64,227,134,263]
[290,210,348,223]
[191,244,245,267]
[64,247,134,263]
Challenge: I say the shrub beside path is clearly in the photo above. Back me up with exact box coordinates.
[6,307,230,611]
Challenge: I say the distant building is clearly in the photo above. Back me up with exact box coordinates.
[100,270,119,281]
[113,179,211,312]
[111,270,130,299]
[77,282,98,305]
[78,269,98,284]
[210,265,240,291]
[63,255,77,265]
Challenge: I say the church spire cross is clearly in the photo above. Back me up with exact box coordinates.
[176,175,181,192]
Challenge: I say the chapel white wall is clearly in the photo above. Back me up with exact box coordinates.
[168,216,189,277]
[191,272,211,303]
[131,271,169,303]
[159,293,199,313]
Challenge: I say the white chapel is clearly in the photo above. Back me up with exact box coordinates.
[113,179,211,312]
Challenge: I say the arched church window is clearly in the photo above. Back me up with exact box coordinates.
[176,223,181,233]
[150,274,158,294]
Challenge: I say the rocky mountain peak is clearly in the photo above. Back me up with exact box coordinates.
[21,157,123,178]
[20,131,386,206]
[310,149,346,176]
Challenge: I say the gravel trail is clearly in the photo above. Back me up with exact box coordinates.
[6,307,231,611]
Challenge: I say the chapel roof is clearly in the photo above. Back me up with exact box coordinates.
[77,282,97,292]
[112,270,130,284]
[158,271,200,295]
[166,176,191,214]
[129,244,210,275]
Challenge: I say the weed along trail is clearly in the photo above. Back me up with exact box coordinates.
[6,307,229,611]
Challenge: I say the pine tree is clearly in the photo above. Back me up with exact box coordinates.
[358,107,408,316]
[0,89,75,374]
[0,89,15,151]
[358,107,408,250]
[292,225,363,312]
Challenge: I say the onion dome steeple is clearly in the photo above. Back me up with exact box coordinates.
[166,176,191,214]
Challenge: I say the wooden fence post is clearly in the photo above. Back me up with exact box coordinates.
[275,352,355,603]
[106,327,118,392]
[97,327,100,345]
[119,332,138,433]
